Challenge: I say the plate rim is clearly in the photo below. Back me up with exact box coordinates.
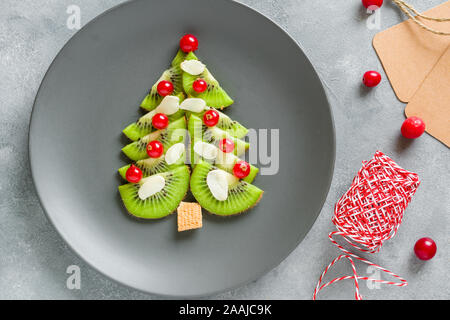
[28,0,336,297]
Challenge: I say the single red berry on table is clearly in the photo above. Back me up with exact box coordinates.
[157,80,174,96]
[203,109,220,127]
[146,140,164,158]
[363,71,382,87]
[219,138,235,153]
[362,0,383,10]
[193,79,208,93]
[152,113,169,130]
[125,164,143,183]
[233,161,251,179]
[180,34,199,53]
[401,116,426,139]
[414,237,437,261]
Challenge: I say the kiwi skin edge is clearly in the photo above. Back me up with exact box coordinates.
[189,181,264,218]
[202,192,264,218]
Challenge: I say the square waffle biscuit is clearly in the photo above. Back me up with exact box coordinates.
[177,202,202,232]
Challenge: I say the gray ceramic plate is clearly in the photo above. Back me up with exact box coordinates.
[29,0,334,297]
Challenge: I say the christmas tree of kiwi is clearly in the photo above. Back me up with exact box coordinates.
[119,35,263,220]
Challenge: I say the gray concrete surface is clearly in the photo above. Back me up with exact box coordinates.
[0,0,448,300]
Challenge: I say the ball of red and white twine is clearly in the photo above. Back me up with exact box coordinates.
[313,151,420,300]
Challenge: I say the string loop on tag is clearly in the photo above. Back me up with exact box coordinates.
[393,0,450,35]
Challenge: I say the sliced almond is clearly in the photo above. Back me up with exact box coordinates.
[165,143,185,165]
[138,175,165,200]
[155,95,180,115]
[179,98,206,113]
[180,60,206,75]
[193,141,218,160]
[207,170,229,201]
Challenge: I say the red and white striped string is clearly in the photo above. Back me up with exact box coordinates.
[313,151,420,300]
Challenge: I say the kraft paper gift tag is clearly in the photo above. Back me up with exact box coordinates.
[373,1,450,102]
[405,46,450,147]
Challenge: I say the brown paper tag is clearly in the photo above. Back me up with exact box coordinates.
[405,46,450,147]
[373,1,450,103]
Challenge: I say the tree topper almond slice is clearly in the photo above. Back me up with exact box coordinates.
[180,60,206,75]
[179,98,206,113]
[138,175,165,200]
[155,95,180,115]
[165,143,185,165]
[193,141,218,160]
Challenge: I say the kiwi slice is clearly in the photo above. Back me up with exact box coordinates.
[118,149,186,180]
[122,117,187,161]
[140,50,194,111]
[182,54,234,109]
[123,92,185,141]
[119,166,190,219]
[188,114,249,158]
[190,162,263,216]
[186,107,248,139]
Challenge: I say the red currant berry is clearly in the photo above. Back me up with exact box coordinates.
[193,79,208,93]
[233,161,251,179]
[179,34,199,53]
[362,71,382,87]
[203,110,220,127]
[219,138,235,153]
[362,0,383,10]
[157,80,174,96]
[152,113,169,130]
[146,140,164,158]
[414,237,437,261]
[125,164,143,183]
[401,116,425,139]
